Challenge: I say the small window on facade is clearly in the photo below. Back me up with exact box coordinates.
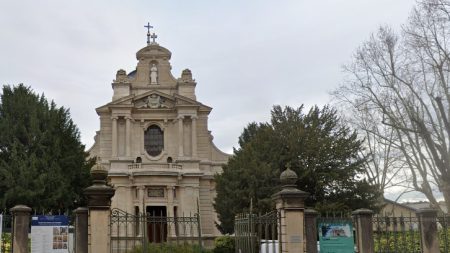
[144,125,164,156]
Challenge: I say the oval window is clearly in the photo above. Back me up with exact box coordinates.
[144,125,164,156]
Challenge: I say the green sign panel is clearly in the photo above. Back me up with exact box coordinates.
[318,220,354,253]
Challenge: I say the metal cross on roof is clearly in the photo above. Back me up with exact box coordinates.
[150,33,158,44]
[144,22,153,45]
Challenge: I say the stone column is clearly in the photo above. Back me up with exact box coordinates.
[352,209,374,253]
[272,167,309,253]
[191,116,198,158]
[418,208,439,253]
[305,209,318,253]
[74,207,88,253]
[138,186,146,209]
[84,164,116,253]
[165,186,176,237]
[111,117,118,157]
[178,116,184,157]
[10,205,31,253]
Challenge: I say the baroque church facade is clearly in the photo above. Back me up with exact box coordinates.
[89,33,230,238]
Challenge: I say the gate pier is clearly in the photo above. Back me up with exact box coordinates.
[272,166,309,253]
[84,163,116,253]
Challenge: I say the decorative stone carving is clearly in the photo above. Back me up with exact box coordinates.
[181,69,193,82]
[137,94,170,109]
[115,69,128,83]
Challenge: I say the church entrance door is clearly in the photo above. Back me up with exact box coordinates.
[146,206,167,243]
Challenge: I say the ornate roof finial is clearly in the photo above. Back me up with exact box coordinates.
[150,32,158,44]
[144,22,153,45]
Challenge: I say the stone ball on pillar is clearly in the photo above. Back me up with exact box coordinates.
[90,163,108,184]
[280,166,298,188]
[84,163,115,209]
[272,165,309,205]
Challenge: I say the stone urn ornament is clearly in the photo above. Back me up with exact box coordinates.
[84,163,115,209]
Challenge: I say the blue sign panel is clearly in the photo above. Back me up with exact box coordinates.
[31,215,69,226]
[318,220,355,253]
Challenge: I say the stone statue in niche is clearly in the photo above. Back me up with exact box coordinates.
[150,64,158,84]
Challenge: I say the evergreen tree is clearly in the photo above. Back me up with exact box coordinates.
[214,105,380,233]
[0,84,92,211]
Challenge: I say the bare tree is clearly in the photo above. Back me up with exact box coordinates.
[334,0,450,211]
[336,97,412,200]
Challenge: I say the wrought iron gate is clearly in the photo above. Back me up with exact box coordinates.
[234,211,279,253]
[110,208,202,253]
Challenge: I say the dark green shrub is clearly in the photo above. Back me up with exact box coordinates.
[127,243,210,253]
[213,236,235,253]
[374,231,421,252]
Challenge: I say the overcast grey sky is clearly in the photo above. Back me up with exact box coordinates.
[0,0,416,155]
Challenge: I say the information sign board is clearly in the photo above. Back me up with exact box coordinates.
[318,220,354,253]
[31,215,69,253]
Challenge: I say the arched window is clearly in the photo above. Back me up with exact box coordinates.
[144,125,164,156]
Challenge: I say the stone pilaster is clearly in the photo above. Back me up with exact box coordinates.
[178,116,184,157]
[10,205,31,253]
[272,167,309,253]
[418,208,439,253]
[111,117,118,157]
[352,209,374,253]
[191,116,198,158]
[84,164,116,253]
[125,117,131,157]
[74,207,88,253]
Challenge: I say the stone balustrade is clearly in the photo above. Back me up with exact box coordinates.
[127,163,182,170]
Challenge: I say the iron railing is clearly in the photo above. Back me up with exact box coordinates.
[0,213,12,253]
[110,208,202,253]
[373,214,421,253]
[438,214,450,253]
[234,211,279,253]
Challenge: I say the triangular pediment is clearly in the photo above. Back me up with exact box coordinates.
[96,91,211,112]
[134,91,175,109]
[173,94,212,111]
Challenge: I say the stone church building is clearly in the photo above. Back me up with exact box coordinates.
[88,34,230,239]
